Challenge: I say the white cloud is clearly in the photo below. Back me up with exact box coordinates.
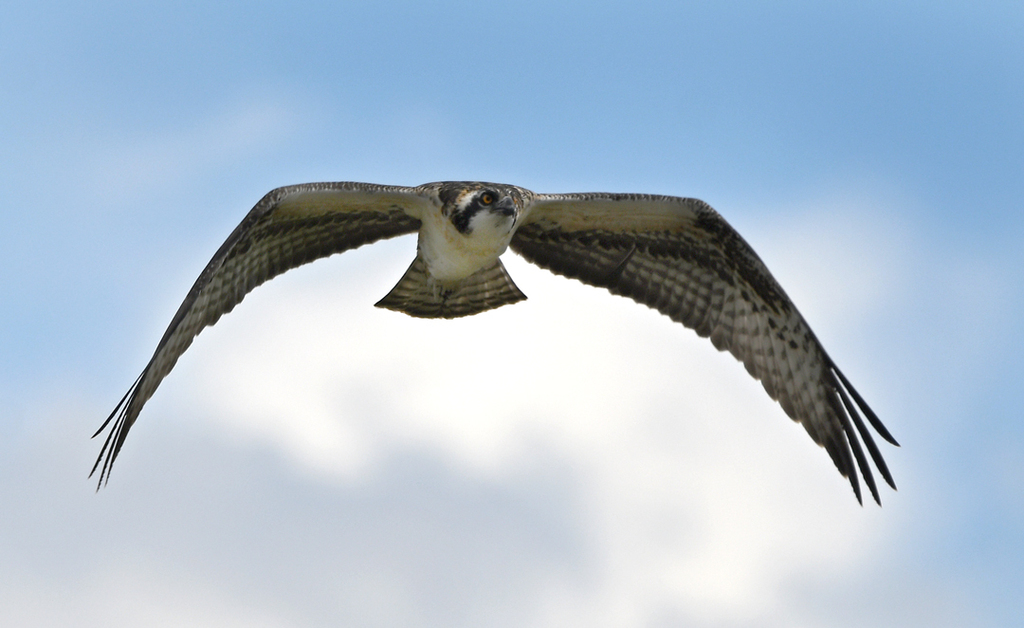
[0,568,297,628]
[736,192,912,338]
[132,203,904,625]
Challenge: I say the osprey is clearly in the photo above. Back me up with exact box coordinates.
[92,181,898,503]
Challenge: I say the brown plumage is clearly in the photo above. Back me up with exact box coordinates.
[93,181,898,504]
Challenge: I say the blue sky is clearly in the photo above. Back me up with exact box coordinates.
[2,1,1022,626]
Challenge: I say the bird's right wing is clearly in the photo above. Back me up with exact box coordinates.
[92,182,429,487]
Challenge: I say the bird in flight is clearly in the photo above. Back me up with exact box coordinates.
[92,181,898,503]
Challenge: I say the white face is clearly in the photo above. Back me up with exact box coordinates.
[449,189,518,237]
[419,186,524,283]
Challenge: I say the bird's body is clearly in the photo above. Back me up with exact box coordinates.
[93,181,898,503]
[417,182,523,282]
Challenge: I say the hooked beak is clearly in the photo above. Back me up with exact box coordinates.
[494,196,517,218]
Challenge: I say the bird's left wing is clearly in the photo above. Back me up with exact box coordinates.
[92,182,429,487]
[512,192,898,504]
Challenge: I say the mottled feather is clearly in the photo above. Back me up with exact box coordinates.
[91,182,427,487]
[375,254,526,318]
[512,192,898,504]
[94,181,898,505]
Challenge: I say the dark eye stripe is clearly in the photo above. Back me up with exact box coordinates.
[452,205,478,233]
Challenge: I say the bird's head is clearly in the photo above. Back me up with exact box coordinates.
[439,183,524,237]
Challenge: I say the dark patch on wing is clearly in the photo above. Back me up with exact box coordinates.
[92,182,423,488]
[512,193,898,504]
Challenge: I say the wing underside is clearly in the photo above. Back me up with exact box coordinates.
[93,183,898,504]
[91,182,427,487]
[513,193,898,504]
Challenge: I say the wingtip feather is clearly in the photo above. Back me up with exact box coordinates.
[832,366,899,447]
[829,365,894,505]
[90,371,146,490]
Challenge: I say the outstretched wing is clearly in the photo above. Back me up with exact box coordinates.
[92,182,428,487]
[512,192,898,504]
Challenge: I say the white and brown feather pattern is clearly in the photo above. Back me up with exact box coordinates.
[91,182,426,486]
[94,181,897,504]
[374,255,526,318]
[513,192,897,503]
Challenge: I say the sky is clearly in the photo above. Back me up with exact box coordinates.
[1,1,1022,626]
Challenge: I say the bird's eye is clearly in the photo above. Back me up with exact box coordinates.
[479,192,494,205]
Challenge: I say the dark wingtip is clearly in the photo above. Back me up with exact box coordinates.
[90,371,145,490]
[833,366,899,447]
[827,429,863,506]
[850,473,864,506]
[829,364,897,505]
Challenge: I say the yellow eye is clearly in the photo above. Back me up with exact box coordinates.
[480,192,494,205]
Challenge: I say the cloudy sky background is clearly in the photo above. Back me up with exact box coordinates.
[2,1,1022,626]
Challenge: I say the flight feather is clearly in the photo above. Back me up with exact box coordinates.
[91,182,426,486]
[94,182,898,504]
[512,192,898,504]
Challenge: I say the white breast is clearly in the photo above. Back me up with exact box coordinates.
[417,205,517,283]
